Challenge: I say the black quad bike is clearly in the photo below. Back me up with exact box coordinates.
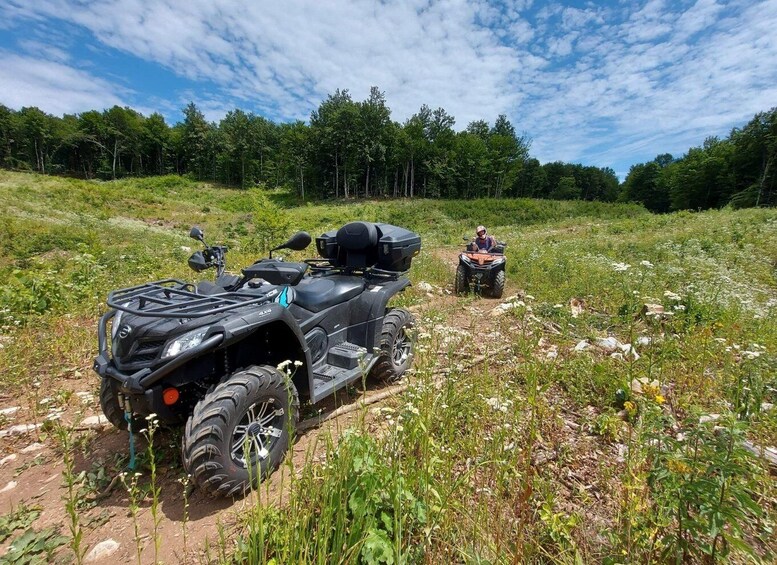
[454,238,507,298]
[93,221,421,497]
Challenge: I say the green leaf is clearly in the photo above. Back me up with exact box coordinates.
[361,529,395,565]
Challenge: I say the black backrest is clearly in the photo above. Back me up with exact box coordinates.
[336,221,379,268]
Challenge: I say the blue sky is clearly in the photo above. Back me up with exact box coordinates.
[1,0,775,179]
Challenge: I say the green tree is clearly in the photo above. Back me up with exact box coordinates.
[551,175,580,199]
[729,108,777,207]
[357,86,391,197]
[280,121,312,199]
[181,102,211,179]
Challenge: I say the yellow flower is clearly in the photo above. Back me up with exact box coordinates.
[667,459,691,475]
[655,394,665,405]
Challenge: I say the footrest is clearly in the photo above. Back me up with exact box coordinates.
[313,364,341,381]
[327,342,367,369]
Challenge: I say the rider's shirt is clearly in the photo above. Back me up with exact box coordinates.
[475,236,495,251]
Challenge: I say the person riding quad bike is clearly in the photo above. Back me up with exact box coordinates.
[455,226,506,298]
[471,225,497,252]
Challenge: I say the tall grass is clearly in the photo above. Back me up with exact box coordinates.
[0,171,774,562]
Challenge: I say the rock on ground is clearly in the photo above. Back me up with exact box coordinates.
[0,423,42,438]
[85,539,120,562]
[79,415,110,429]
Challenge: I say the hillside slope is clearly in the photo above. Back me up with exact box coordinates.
[0,172,775,563]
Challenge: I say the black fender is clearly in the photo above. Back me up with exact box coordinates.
[214,303,313,391]
[357,278,411,353]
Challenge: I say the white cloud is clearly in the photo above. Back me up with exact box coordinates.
[0,0,776,176]
[0,53,125,114]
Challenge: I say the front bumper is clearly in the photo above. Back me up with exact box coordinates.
[94,310,223,394]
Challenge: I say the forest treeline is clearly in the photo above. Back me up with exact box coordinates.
[0,86,774,209]
[623,107,777,211]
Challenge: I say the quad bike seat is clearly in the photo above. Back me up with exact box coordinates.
[293,275,366,313]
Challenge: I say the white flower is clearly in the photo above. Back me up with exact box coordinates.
[640,260,654,268]
[663,290,682,301]
[277,360,292,371]
[612,262,630,272]
[742,351,761,360]
[294,360,303,367]
[485,397,512,413]
[673,305,686,311]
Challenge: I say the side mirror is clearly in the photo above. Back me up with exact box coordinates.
[188,251,209,272]
[270,231,311,257]
[284,231,312,251]
[189,226,205,242]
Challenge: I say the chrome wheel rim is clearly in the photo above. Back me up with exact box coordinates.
[392,327,412,365]
[231,399,285,467]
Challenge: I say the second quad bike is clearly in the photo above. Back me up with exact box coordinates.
[454,237,507,298]
[93,221,421,497]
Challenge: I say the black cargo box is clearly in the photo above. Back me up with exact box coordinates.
[315,222,421,272]
[315,230,338,261]
[375,223,421,271]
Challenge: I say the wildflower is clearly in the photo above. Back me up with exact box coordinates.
[673,305,686,311]
[294,360,303,367]
[742,351,761,360]
[145,413,158,422]
[667,459,691,475]
[654,394,665,405]
[612,262,630,272]
[485,397,511,413]
[277,360,292,371]
[663,290,681,301]
[640,260,654,268]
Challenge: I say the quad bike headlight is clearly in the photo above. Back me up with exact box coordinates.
[491,256,505,265]
[162,327,209,359]
[110,302,131,340]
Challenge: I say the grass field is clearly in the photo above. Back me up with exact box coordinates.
[0,170,775,563]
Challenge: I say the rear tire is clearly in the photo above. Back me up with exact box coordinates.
[182,365,299,498]
[491,270,506,299]
[371,308,415,383]
[454,264,469,295]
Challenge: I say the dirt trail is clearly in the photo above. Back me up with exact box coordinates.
[0,246,515,564]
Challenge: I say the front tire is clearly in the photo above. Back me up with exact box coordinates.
[491,270,506,299]
[100,379,143,431]
[182,365,299,498]
[371,308,415,383]
[454,264,469,295]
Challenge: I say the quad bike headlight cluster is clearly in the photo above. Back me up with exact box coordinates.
[162,327,209,359]
[110,302,131,340]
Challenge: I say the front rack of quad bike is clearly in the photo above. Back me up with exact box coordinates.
[303,259,406,281]
[107,279,273,319]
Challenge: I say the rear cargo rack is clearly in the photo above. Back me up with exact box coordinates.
[303,260,406,281]
[107,279,271,319]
